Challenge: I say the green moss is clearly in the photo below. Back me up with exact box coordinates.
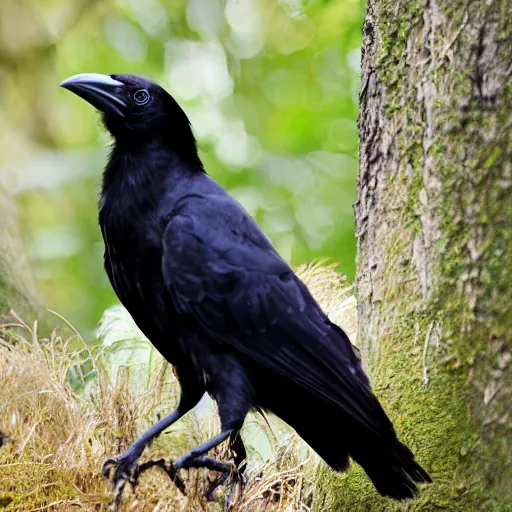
[0,464,98,510]
[0,495,13,508]
[314,312,512,511]
[402,170,424,232]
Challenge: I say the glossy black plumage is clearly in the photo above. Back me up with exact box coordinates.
[61,73,431,500]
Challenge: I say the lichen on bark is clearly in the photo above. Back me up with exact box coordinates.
[313,0,512,509]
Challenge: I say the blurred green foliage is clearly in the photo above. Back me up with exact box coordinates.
[0,0,363,338]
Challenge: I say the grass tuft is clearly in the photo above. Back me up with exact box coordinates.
[0,263,356,511]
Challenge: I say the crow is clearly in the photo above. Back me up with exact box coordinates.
[60,73,431,502]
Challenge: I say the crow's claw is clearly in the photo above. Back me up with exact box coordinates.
[202,459,245,503]
[138,458,187,495]
[204,472,230,502]
[101,450,143,512]
[102,451,140,486]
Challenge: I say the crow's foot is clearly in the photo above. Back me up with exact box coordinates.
[102,450,142,512]
[102,452,237,510]
[141,455,236,498]
[102,451,138,485]
[102,451,186,512]
[137,457,187,494]
[203,460,246,505]
[174,455,237,501]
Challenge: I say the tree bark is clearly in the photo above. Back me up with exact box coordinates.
[314,0,512,509]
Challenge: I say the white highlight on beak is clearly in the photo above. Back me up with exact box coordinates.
[59,73,125,88]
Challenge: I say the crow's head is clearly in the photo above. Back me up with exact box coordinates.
[60,73,192,140]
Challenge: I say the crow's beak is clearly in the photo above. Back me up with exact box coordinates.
[60,73,127,117]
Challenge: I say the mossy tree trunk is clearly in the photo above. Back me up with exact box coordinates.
[314,0,511,509]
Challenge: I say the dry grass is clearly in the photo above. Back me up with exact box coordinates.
[0,263,356,512]
[296,261,357,344]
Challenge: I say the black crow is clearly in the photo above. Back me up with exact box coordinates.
[60,73,431,502]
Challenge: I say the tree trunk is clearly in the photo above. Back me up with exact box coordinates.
[314,0,512,509]
[0,188,42,321]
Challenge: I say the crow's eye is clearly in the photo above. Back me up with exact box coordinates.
[133,89,150,106]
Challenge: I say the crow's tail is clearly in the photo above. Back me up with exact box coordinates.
[272,386,431,500]
[348,436,432,500]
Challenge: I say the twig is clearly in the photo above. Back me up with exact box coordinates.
[16,421,40,454]
[0,462,51,467]
[26,500,82,512]
[422,321,435,385]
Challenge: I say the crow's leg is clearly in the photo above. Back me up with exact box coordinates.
[208,429,247,489]
[230,428,247,474]
[172,353,251,497]
[102,408,190,483]
[204,428,248,501]
[102,372,204,511]
[169,429,246,502]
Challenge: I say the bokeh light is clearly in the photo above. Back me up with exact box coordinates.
[0,0,364,337]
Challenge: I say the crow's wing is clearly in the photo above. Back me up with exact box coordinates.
[161,193,391,434]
